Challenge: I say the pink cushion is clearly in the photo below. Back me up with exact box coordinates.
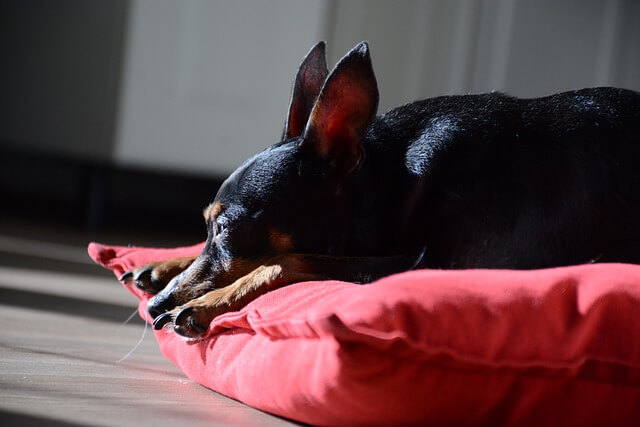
[88,242,640,425]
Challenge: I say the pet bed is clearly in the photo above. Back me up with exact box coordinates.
[88,242,640,425]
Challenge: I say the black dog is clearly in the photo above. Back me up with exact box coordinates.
[121,42,640,338]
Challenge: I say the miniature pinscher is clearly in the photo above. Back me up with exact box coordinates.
[120,42,640,338]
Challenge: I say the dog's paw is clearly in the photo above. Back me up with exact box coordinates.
[153,289,232,338]
[120,256,195,294]
[120,264,165,293]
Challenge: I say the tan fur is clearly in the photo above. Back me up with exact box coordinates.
[202,202,223,222]
[175,257,266,303]
[150,256,197,280]
[268,228,294,253]
[131,256,197,289]
[173,254,316,335]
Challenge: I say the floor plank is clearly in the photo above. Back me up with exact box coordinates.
[0,259,297,426]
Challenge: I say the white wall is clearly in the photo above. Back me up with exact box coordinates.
[114,0,640,175]
[114,0,329,176]
[329,0,640,111]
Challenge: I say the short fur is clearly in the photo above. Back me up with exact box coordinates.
[120,42,640,338]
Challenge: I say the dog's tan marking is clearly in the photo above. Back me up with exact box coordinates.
[173,255,316,336]
[128,256,197,292]
[209,255,311,305]
[203,202,223,222]
[172,256,268,304]
[269,228,294,253]
[170,253,421,337]
[150,256,198,279]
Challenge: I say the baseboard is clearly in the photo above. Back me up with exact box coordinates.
[0,145,225,241]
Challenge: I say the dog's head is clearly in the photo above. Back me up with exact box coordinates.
[148,42,379,318]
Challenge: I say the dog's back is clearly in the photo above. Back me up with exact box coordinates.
[356,87,640,268]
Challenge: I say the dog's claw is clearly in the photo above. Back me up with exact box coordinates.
[189,318,208,334]
[153,312,173,330]
[133,268,165,293]
[119,270,134,282]
[174,307,207,337]
[133,268,152,290]
[174,306,193,323]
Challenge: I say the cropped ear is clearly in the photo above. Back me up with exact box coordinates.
[283,42,328,139]
[302,42,379,173]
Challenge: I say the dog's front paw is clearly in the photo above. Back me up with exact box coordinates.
[153,289,232,338]
[120,256,196,294]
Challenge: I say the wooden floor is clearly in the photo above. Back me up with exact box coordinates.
[0,226,297,426]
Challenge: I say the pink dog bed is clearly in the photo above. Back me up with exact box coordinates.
[88,241,640,425]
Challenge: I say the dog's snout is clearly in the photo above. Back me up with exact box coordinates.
[147,293,176,319]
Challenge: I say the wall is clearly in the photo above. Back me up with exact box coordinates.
[2,0,639,176]
[329,0,640,112]
[0,0,127,160]
[113,0,330,176]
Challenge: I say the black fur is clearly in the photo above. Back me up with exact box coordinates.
[147,43,640,324]
[211,87,639,270]
[356,88,640,268]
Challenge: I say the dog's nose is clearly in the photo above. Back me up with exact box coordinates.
[147,293,176,319]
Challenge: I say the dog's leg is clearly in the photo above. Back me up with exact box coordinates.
[157,252,423,338]
[120,256,197,294]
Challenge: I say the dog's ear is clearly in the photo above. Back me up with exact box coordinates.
[283,42,328,140]
[302,42,378,174]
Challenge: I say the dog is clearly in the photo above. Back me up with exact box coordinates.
[120,41,640,338]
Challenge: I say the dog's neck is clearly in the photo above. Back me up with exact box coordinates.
[341,121,429,257]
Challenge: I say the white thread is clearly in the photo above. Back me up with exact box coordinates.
[115,314,148,364]
[117,309,139,334]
